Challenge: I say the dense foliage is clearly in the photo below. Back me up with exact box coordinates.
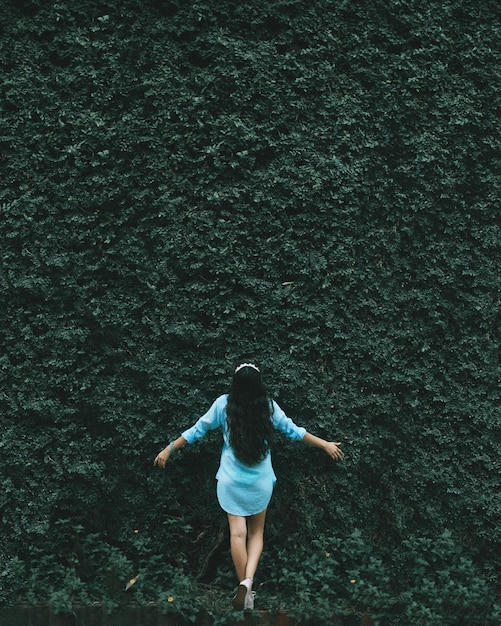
[1,0,499,623]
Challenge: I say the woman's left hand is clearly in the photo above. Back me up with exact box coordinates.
[324,442,344,461]
[154,447,171,469]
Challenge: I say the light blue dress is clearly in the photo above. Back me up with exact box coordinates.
[181,394,306,516]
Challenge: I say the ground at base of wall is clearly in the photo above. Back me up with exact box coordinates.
[0,605,375,626]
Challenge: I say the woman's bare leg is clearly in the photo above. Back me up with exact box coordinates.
[244,509,267,580]
[227,514,248,582]
[227,509,267,583]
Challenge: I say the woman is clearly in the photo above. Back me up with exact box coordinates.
[154,363,344,611]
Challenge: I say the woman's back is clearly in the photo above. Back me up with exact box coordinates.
[226,363,274,466]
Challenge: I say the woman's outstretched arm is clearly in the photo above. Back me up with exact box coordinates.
[154,436,187,469]
[302,432,344,461]
[154,395,227,469]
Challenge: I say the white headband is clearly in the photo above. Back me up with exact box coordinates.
[235,363,260,373]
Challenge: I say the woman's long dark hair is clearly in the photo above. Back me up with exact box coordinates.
[226,365,275,465]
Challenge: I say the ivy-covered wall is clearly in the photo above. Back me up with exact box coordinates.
[1,0,499,623]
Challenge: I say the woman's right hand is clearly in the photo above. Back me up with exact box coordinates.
[154,446,171,469]
[324,441,344,461]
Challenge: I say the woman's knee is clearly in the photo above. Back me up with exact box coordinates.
[228,515,247,541]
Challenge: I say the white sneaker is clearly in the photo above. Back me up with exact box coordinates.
[244,590,256,611]
[232,584,247,610]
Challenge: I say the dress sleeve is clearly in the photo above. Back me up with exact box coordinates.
[271,400,306,441]
[181,395,226,444]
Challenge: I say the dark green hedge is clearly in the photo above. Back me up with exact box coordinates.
[1,0,499,623]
